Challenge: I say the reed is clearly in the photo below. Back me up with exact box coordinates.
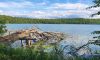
[0,43,100,60]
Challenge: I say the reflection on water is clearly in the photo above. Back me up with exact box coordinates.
[6,24,100,55]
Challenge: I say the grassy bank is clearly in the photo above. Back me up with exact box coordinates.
[0,43,100,60]
[0,44,68,60]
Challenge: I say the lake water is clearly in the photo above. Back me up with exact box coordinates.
[6,24,100,35]
[5,24,100,55]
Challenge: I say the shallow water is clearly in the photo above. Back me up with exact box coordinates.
[5,24,100,54]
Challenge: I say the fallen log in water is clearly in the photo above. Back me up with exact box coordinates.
[0,25,66,46]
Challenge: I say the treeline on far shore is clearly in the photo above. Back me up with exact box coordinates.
[0,15,100,24]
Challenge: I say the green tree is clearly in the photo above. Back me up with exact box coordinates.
[0,20,7,38]
[86,0,100,17]
[86,0,100,46]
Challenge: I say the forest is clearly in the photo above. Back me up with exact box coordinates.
[0,15,100,24]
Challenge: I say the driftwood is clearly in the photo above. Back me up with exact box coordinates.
[0,25,66,46]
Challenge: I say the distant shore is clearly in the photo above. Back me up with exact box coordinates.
[0,15,100,24]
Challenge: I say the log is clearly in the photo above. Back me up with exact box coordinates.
[0,25,66,48]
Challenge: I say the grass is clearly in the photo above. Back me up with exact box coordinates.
[0,43,66,60]
[0,43,100,60]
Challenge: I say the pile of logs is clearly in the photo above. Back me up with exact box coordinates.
[0,25,66,46]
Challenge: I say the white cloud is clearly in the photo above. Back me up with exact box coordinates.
[0,2,100,19]
[0,9,100,19]
[23,11,29,14]
[0,1,48,10]
[32,11,45,14]
[45,7,59,9]
[0,1,34,8]
[37,2,46,5]
[88,7,100,11]
[43,0,49,3]
[0,10,3,12]
[47,3,89,10]
[0,2,8,8]
[0,11,20,15]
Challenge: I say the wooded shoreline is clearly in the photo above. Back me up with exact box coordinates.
[0,15,100,24]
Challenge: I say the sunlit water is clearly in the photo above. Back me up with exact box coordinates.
[6,24,100,55]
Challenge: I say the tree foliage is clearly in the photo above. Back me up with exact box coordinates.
[0,20,7,38]
[86,0,100,17]
[86,0,100,46]
[0,15,100,24]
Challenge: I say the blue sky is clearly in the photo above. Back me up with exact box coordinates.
[0,0,100,19]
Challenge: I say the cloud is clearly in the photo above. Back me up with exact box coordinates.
[32,11,45,14]
[0,11,20,15]
[45,7,59,9]
[88,7,100,11]
[0,2,100,19]
[0,1,34,8]
[43,0,49,3]
[46,3,89,10]
[0,9,100,19]
[39,2,46,5]
[35,2,46,5]
[0,1,48,11]
[0,2,8,8]
[0,10,3,12]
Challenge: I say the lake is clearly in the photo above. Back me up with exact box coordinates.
[5,24,100,55]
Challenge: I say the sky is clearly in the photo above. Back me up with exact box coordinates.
[0,0,100,19]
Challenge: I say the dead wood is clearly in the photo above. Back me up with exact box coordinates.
[0,25,66,43]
